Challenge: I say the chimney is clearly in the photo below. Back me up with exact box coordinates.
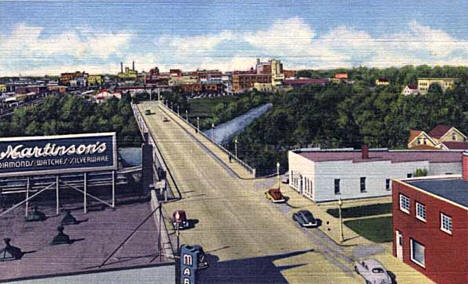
[463,152,468,181]
[132,61,135,71]
[120,62,123,73]
[361,144,369,159]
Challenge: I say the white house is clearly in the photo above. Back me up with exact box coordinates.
[401,85,419,96]
[288,147,463,202]
[93,90,122,103]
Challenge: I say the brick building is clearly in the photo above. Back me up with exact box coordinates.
[392,152,468,284]
[232,72,271,92]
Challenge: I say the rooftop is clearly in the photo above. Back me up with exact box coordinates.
[0,200,169,282]
[294,148,463,163]
[428,124,452,139]
[406,177,468,209]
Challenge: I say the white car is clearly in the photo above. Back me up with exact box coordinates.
[281,172,289,184]
[354,259,392,284]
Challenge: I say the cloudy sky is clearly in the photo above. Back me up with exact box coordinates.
[0,0,467,76]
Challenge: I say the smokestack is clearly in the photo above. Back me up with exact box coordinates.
[132,61,135,71]
[361,145,369,159]
[120,62,123,73]
[463,152,468,181]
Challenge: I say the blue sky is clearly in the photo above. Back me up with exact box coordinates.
[0,0,467,75]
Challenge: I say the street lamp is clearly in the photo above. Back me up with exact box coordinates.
[211,123,215,141]
[276,162,280,188]
[177,105,180,115]
[234,138,238,158]
[185,109,188,121]
[338,197,344,243]
[197,117,200,133]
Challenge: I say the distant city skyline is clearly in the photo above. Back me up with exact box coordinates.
[0,0,467,76]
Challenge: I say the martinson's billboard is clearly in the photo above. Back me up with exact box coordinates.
[0,133,117,177]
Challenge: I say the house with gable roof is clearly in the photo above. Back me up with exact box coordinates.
[408,125,468,150]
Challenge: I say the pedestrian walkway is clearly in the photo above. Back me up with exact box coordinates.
[154,102,255,179]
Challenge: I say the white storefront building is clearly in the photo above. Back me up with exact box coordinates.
[288,147,463,202]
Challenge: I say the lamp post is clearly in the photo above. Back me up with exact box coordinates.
[177,105,180,115]
[185,109,188,121]
[211,123,215,141]
[197,117,200,133]
[276,162,280,188]
[157,88,160,101]
[338,197,344,243]
[234,138,238,158]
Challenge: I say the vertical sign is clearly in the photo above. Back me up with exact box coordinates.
[180,245,198,284]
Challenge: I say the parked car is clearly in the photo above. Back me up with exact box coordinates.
[172,210,189,230]
[144,109,151,115]
[354,259,392,284]
[281,172,289,184]
[192,245,209,269]
[292,210,318,227]
[265,188,286,203]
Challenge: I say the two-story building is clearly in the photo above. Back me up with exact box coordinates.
[401,85,419,96]
[417,78,457,95]
[288,147,463,202]
[408,125,468,150]
[392,152,468,284]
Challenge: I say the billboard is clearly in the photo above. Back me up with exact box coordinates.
[0,133,117,177]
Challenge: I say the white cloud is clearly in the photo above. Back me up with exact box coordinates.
[0,23,133,62]
[0,18,467,76]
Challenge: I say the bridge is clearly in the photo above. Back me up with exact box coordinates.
[131,100,365,283]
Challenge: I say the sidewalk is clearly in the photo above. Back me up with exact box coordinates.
[157,102,254,179]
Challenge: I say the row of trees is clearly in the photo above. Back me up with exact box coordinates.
[0,94,142,147]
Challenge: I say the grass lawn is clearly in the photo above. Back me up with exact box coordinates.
[326,203,392,218]
[188,96,239,119]
[344,216,393,243]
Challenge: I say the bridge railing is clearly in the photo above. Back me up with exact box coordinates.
[131,102,182,199]
[159,101,256,178]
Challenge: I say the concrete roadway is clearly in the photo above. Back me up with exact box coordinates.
[138,102,361,284]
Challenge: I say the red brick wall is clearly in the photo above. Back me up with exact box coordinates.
[392,181,468,284]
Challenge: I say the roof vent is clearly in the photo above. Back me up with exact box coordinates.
[61,210,78,225]
[0,238,23,261]
[51,226,72,245]
[25,206,47,222]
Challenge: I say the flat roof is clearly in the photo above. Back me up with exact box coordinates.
[294,149,463,163]
[0,200,169,282]
[406,178,468,209]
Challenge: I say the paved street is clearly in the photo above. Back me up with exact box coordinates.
[137,101,433,284]
[138,102,361,284]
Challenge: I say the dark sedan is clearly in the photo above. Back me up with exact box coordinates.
[292,210,318,227]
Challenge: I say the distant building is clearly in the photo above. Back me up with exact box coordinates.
[271,59,284,86]
[288,147,463,202]
[87,75,103,86]
[0,84,6,93]
[283,78,329,88]
[402,85,419,96]
[93,89,121,103]
[118,62,138,80]
[283,70,296,79]
[408,125,468,150]
[392,152,468,284]
[375,78,389,86]
[232,73,271,92]
[417,78,457,95]
[169,69,182,77]
[334,73,348,80]
[60,71,88,86]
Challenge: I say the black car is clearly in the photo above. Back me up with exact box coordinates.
[292,210,318,227]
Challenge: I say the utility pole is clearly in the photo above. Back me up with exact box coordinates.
[234,138,238,158]
[276,162,280,188]
[338,197,344,243]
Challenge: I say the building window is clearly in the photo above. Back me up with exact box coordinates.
[385,179,391,190]
[407,173,413,178]
[416,202,426,222]
[399,194,410,213]
[334,179,340,195]
[410,239,425,267]
[452,134,456,141]
[440,213,452,234]
[360,177,366,192]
